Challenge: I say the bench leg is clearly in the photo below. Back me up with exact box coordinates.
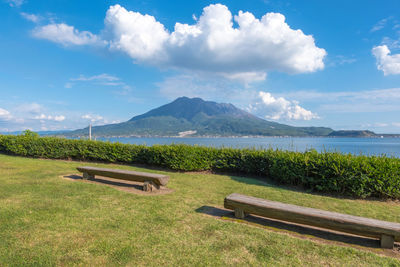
[143,181,160,192]
[380,234,395,249]
[234,208,247,219]
[83,172,95,180]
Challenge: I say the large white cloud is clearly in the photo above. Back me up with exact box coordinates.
[248,91,318,121]
[372,45,400,75]
[104,5,169,62]
[32,23,101,46]
[106,4,326,81]
[33,4,326,82]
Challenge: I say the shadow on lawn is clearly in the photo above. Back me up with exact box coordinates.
[63,175,143,190]
[196,205,388,249]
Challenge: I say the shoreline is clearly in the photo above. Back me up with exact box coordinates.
[56,135,400,139]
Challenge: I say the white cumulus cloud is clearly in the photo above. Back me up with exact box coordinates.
[17,102,43,114]
[53,115,65,122]
[71,73,120,82]
[69,73,131,88]
[105,4,326,82]
[283,87,400,113]
[248,91,318,121]
[20,12,41,23]
[372,45,400,75]
[104,5,169,62]
[34,114,65,122]
[0,108,12,120]
[80,114,120,126]
[33,4,326,83]
[6,0,24,7]
[370,17,391,32]
[32,23,101,46]
[81,114,104,123]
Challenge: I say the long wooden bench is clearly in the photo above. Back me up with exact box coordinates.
[224,193,400,248]
[77,166,169,192]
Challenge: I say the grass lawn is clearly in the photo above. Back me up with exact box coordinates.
[1,154,400,266]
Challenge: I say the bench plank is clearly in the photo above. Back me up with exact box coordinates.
[76,166,169,186]
[224,193,400,246]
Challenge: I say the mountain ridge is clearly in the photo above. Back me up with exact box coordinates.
[129,97,254,122]
[60,97,374,137]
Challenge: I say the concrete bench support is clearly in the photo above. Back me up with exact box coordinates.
[381,234,395,249]
[77,166,169,191]
[234,208,247,219]
[143,181,160,192]
[82,172,94,180]
[224,193,400,249]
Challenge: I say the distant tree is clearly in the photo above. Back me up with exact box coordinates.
[22,130,39,138]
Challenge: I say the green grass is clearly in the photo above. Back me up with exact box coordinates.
[1,154,400,266]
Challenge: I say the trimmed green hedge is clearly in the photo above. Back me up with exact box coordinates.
[1,133,400,199]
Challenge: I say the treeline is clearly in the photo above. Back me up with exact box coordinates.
[1,131,400,199]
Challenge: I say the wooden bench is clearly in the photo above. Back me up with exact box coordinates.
[224,193,400,248]
[76,166,169,192]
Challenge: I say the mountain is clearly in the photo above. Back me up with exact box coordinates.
[63,97,335,137]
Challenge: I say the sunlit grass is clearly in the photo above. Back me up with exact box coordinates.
[0,154,399,266]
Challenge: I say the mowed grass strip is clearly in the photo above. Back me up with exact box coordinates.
[0,154,400,266]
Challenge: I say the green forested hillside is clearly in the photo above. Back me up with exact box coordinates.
[63,97,334,137]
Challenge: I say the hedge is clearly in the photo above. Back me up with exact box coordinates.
[1,132,400,199]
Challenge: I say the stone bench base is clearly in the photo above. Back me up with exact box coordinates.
[82,172,95,180]
[143,181,160,192]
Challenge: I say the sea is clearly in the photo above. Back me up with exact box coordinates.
[97,137,400,158]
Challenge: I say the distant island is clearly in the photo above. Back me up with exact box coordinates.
[328,130,376,137]
[55,97,397,138]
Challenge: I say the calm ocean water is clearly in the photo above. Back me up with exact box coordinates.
[97,137,400,157]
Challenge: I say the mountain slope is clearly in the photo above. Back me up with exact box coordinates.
[130,97,251,122]
[64,97,334,137]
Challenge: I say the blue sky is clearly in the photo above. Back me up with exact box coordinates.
[1,0,400,133]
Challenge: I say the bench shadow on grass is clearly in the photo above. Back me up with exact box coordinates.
[195,205,388,249]
[63,175,143,191]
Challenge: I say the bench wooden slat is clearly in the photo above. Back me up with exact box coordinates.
[224,193,400,244]
[76,166,169,186]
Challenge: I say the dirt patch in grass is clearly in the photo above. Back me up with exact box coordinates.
[197,205,400,259]
[61,174,174,196]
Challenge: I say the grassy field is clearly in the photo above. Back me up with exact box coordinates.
[1,154,400,266]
